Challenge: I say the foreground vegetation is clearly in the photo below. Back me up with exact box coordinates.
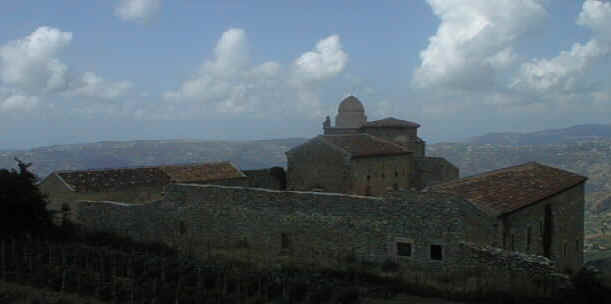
[2,159,611,303]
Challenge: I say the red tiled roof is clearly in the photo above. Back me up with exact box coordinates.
[431,162,587,216]
[160,162,244,182]
[56,161,244,192]
[362,117,420,128]
[319,134,410,158]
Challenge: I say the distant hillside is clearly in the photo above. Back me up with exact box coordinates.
[463,123,611,145]
[0,138,308,179]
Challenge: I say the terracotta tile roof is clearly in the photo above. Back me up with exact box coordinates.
[56,161,244,192]
[160,162,245,183]
[430,162,587,216]
[319,134,410,158]
[362,117,420,128]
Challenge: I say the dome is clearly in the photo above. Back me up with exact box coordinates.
[338,96,365,112]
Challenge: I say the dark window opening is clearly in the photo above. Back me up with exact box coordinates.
[396,242,412,257]
[563,242,568,257]
[366,175,371,182]
[393,183,398,190]
[430,245,443,261]
[179,221,186,235]
[527,227,532,251]
[394,171,398,177]
[543,204,553,258]
[511,234,515,251]
[281,233,290,249]
[381,173,385,179]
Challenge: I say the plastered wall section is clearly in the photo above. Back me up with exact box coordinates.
[498,183,585,274]
[286,140,350,192]
[350,155,412,195]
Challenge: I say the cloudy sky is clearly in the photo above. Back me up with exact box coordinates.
[1,0,610,149]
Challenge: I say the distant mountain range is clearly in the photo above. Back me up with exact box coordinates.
[2,123,611,214]
[462,123,611,145]
[0,138,307,179]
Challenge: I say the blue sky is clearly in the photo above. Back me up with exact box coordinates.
[1,0,610,150]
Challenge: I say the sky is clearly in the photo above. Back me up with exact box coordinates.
[1,0,610,150]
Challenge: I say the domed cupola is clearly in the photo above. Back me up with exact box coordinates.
[338,96,365,113]
[335,96,367,128]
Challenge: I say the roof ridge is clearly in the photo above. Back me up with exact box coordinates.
[54,161,236,174]
[436,161,542,185]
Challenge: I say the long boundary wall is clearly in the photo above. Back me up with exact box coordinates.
[73,183,571,298]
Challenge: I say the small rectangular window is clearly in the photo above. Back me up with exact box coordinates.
[396,242,412,257]
[281,233,290,249]
[430,245,443,261]
[179,221,186,235]
[563,241,568,257]
[526,227,532,252]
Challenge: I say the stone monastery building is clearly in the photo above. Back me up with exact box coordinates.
[39,95,588,280]
[287,96,457,195]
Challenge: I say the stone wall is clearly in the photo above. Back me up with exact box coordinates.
[75,184,496,267]
[40,173,165,221]
[350,155,412,195]
[286,139,350,192]
[412,157,459,190]
[72,184,571,298]
[242,167,286,190]
[360,127,425,157]
[500,183,585,274]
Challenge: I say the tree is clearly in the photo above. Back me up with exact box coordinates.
[0,158,53,239]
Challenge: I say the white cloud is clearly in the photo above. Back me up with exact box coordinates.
[115,0,162,22]
[577,0,611,41]
[412,0,547,89]
[0,94,39,112]
[512,39,608,92]
[163,29,348,118]
[0,26,134,112]
[293,35,348,83]
[66,72,132,100]
[512,0,611,94]
[0,26,72,92]
[484,47,517,70]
